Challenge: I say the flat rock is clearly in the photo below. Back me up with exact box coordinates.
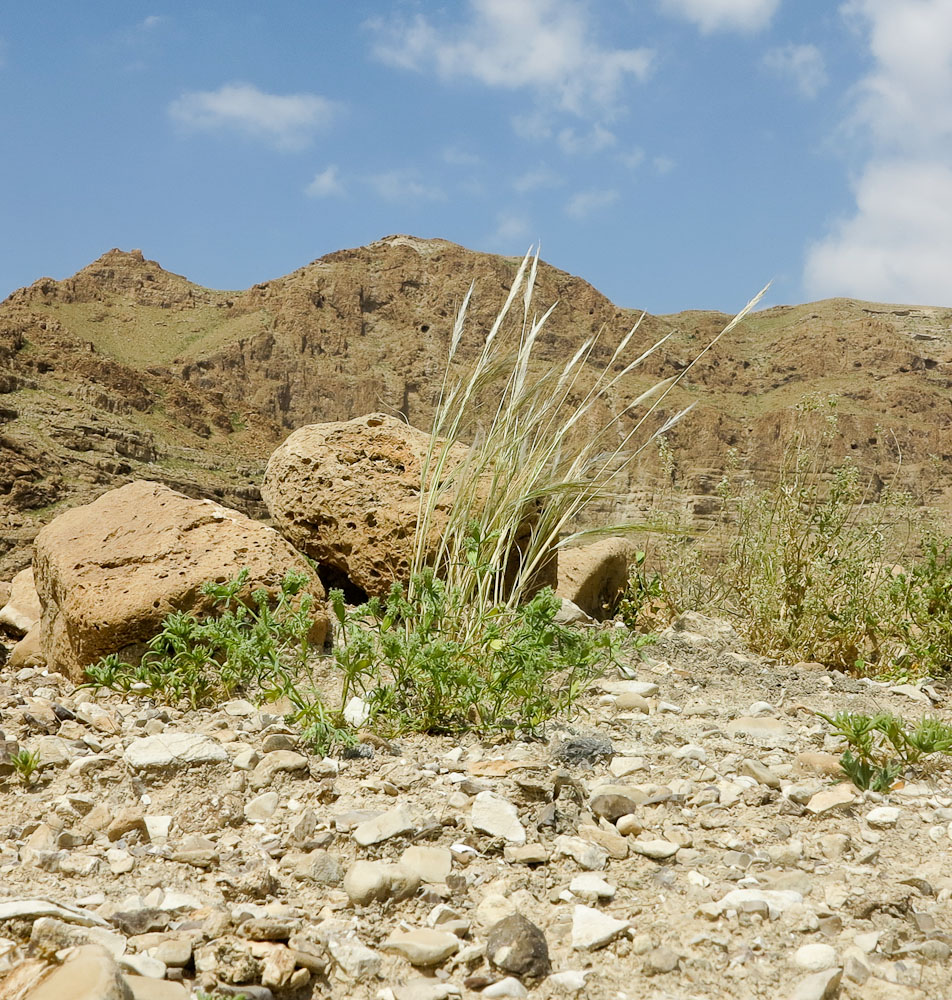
[471,792,526,845]
[788,968,842,1000]
[399,845,452,883]
[353,804,416,846]
[383,928,460,966]
[124,733,227,771]
[806,784,857,815]
[23,944,131,1000]
[571,904,630,951]
[630,839,680,860]
[866,805,900,828]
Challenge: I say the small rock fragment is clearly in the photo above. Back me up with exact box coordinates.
[486,914,551,980]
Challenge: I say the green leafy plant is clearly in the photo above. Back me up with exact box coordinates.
[10,748,40,786]
[623,397,943,674]
[818,709,952,789]
[84,568,317,708]
[316,568,628,738]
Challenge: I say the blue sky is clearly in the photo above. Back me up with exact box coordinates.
[2,1,950,313]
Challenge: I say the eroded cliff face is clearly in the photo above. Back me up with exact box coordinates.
[2,235,951,578]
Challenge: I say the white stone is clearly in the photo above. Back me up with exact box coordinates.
[124,732,227,770]
[471,792,526,845]
[119,952,167,978]
[600,680,660,698]
[865,806,900,828]
[571,904,630,951]
[343,696,371,727]
[794,943,837,971]
[788,968,842,1000]
[245,792,280,823]
[569,873,615,901]
[483,977,528,998]
[630,839,680,860]
[223,699,256,716]
[353,805,416,846]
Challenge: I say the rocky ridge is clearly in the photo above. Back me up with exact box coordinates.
[0,614,950,998]
[3,238,952,579]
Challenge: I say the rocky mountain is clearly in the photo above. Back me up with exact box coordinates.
[2,235,952,578]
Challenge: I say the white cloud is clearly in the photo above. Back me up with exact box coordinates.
[306,166,345,198]
[557,123,616,155]
[804,160,952,304]
[488,213,532,246]
[803,1,952,304]
[168,83,338,150]
[653,155,675,174]
[369,170,446,203]
[565,188,619,219]
[368,0,653,115]
[141,15,162,30]
[443,145,481,166]
[619,148,646,169]
[763,43,828,98]
[513,166,563,192]
[659,0,780,33]
[843,0,952,152]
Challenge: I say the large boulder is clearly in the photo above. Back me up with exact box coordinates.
[33,481,327,681]
[263,413,557,598]
[0,567,42,636]
[556,537,636,620]
[262,413,469,597]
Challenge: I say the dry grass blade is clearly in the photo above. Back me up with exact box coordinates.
[411,247,768,612]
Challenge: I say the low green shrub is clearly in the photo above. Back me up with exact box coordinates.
[313,568,628,739]
[620,398,952,676]
[10,748,40,786]
[818,709,952,790]
[84,568,315,708]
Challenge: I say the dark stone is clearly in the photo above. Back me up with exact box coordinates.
[109,908,170,935]
[552,735,613,767]
[486,913,551,980]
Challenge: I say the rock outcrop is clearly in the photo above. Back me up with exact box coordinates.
[32,480,327,680]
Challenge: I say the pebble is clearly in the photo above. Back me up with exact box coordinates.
[353,805,416,846]
[569,873,615,901]
[343,861,392,906]
[124,732,228,770]
[482,978,528,998]
[865,805,900,828]
[248,750,309,789]
[471,792,526,845]
[570,905,630,951]
[740,758,782,788]
[383,928,460,966]
[629,839,679,860]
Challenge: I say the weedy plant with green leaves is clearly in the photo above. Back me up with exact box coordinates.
[84,568,316,708]
[818,709,952,791]
[9,748,41,786]
[619,397,952,676]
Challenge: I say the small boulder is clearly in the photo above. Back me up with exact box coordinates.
[486,914,551,980]
[32,481,327,681]
[555,537,635,619]
[0,567,42,636]
[262,413,556,598]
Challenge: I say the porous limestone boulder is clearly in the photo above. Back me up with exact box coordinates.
[556,537,636,620]
[33,480,327,681]
[263,413,467,597]
[0,567,42,636]
[263,413,557,598]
